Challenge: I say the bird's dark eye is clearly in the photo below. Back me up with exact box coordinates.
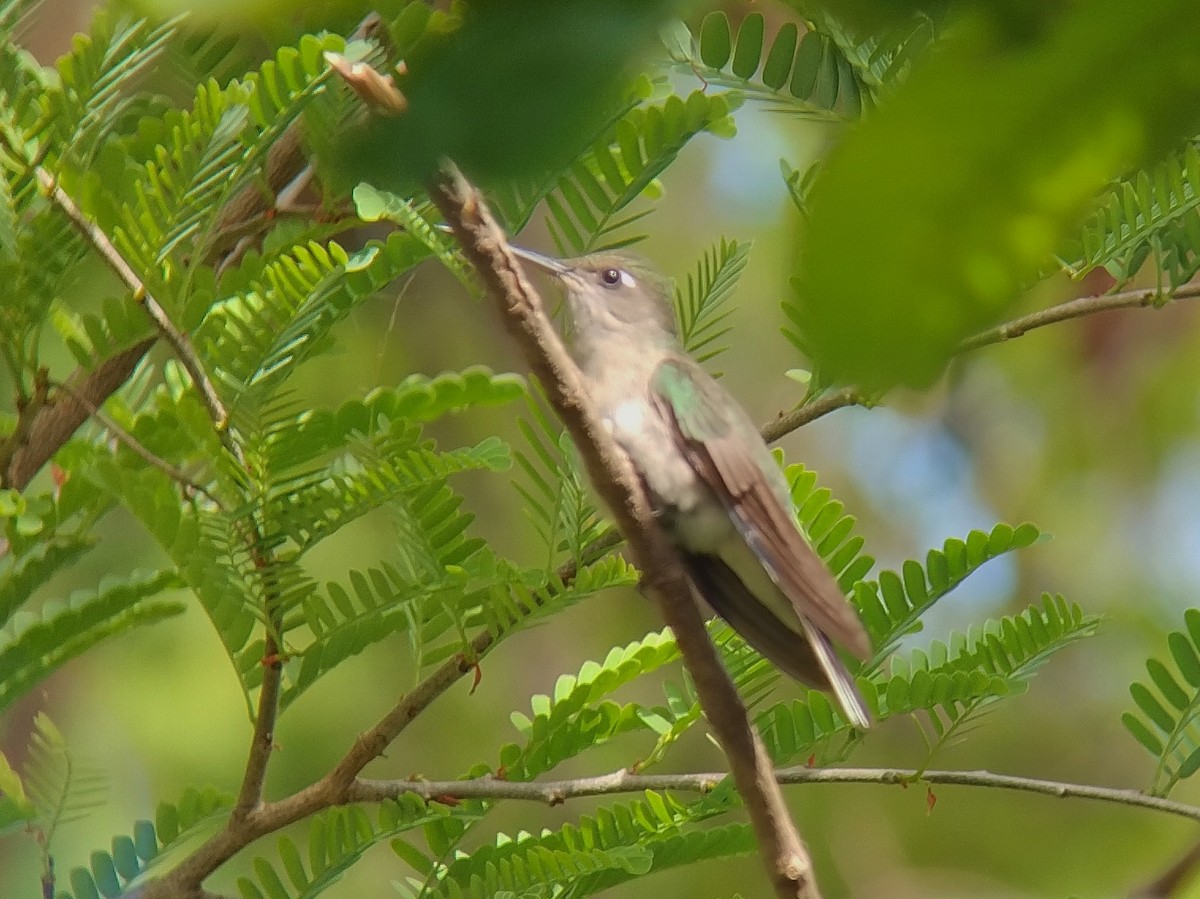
[599,268,622,288]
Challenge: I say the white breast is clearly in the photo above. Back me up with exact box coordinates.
[602,394,732,554]
[609,399,646,436]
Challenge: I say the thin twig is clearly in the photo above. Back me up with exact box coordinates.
[761,386,866,443]
[351,765,1200,822]
[213,158,320,277]
[231,632,282,820]
[763,279,1200,442]
[429,163,821,899]
[300,547,611,806]
[36,168,231,435]
[52,380,221,507]
[956,280,1200,353]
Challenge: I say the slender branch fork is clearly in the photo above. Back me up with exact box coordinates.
[51,379,221,506]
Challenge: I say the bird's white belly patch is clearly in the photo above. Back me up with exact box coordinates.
[600,388,732,551]
[608,400,646,436]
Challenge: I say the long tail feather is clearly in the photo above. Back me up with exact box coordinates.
[801,625,872,730]
[684,552,872,728]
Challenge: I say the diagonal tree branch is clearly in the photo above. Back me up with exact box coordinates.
[429,162,822,899]
[52,379,221,506]
[4,337,155,491]
[35,168,231,435]
[139,540,603,898]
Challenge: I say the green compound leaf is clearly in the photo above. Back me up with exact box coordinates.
[791,1,1200,391]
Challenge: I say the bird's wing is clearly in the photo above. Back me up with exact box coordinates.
[650,356,871,660]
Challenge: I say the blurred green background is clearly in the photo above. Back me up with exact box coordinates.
[4,1,1200,897]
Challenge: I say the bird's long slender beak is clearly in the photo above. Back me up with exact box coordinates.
[432,223,569,276]
[509,244,570,276]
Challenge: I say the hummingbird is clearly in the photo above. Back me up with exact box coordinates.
[511,246,873,729]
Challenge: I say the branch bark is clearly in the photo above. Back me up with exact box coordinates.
[761,386,866,444]
[350,765,1200,823]
[141,541,602,898]
[0,14,386,491]
[956,279,1200,353]
[36,168,231,434]
[4,337,155,490]
[428,163,821,899]
[52,379,220,505]
[762,278,1200,441]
